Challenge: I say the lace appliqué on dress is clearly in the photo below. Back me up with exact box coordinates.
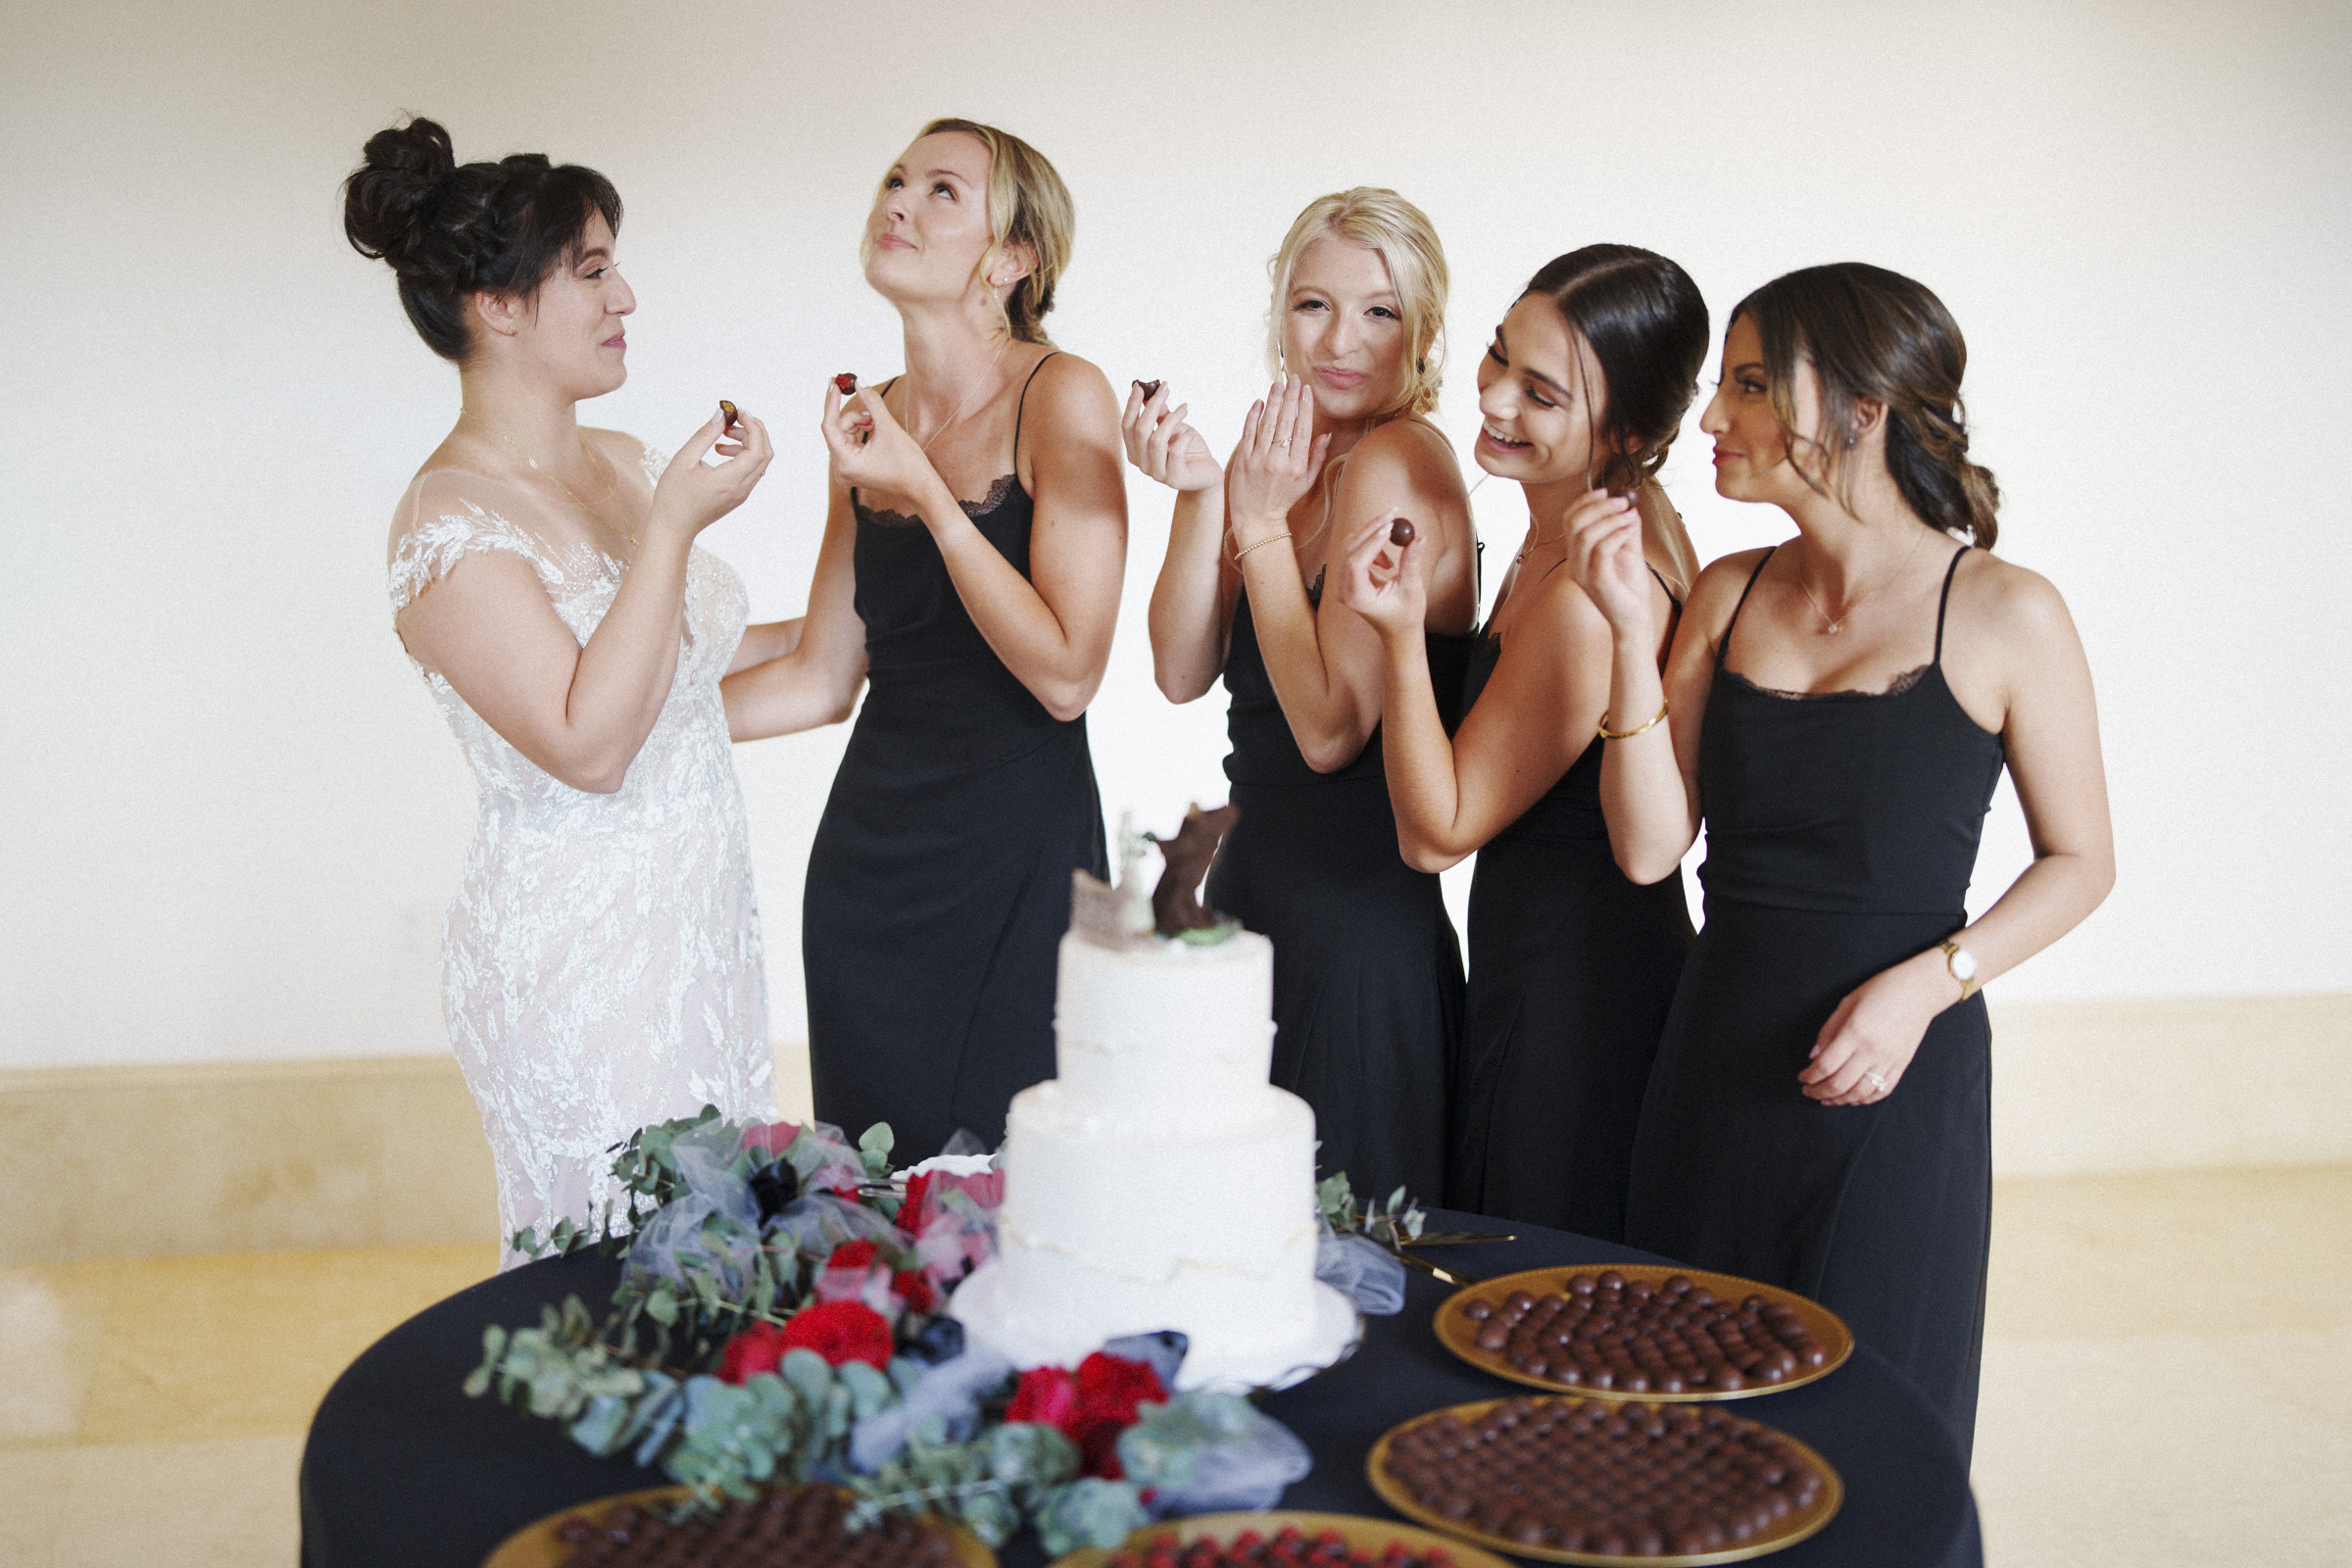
[1727,663,1933,701]
[388,463,769,1270]
[857,472,1019,529]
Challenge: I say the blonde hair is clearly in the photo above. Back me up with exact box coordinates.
[1263,187,1448,418]
[864,117,1073,345]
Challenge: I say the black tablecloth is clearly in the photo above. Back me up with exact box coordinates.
[300,1212,1981,1568]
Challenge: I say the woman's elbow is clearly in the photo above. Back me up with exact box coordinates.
[550,753,630,795]
[1400,837,1466,875]
[1040,672,1102,724]
[1299,732,1366,774]
[1614,840,1684,888]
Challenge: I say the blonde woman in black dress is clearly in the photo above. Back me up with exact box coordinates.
[725,120,1125,1157]
[1569,263,2114,1451]
[1125,188,1476,1203]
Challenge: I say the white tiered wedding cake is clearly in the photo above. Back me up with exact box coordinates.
[949,847,1356,1392]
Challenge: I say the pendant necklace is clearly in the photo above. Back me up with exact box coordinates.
[914,337,1012,455]
[1795,527,1924,635]
[465,415,638,552]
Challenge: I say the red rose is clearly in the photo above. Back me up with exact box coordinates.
[739,1121,802,1157]
[899,1172,936,1234]
[827,1240,880,1271]
[776,1299,894,1370]
[1004,1364,1079,1429]
[1067,1352,1167,1478]
[892,1269,937,1316]
[716,1320,789,1385]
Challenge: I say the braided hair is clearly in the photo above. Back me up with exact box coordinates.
[342,117,621,363]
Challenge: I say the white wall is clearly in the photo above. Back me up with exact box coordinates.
[4,0,2346,1068]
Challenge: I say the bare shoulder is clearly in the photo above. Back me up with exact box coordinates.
[399,464,526,534]
[1690,546,1774,613]
[1347,416,1467,496]
[1953,547,2080,651]
[1024,349,1118,426]
[1530,555,1614,645]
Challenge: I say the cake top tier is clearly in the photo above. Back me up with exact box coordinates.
[1053,927,1275,1092]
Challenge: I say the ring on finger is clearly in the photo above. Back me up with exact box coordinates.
[1865,1070,1886,1092]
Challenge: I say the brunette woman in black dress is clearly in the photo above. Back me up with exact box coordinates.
[1568,264,2114,1453]
[1124,189,1476,1203]
[1337,246,1704,1238]
[725,120,1124,1157]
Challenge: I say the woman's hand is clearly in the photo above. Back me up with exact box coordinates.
[647,407,775,543]
[1336,510,1425,642]
[819,382,940,504]
[1122,381,1222,493]
[1800,951,1959,1105]
[1560,488,1650,638]
[1224,376,1332,549]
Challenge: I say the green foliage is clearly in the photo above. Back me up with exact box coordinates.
[857,1122,896,1180]
[609,1103,734,1209]
[1034,1477,1152,1557]
[1115,1392,1258,1488]
[1314,1170,1426,1249]
[463,1296,645,1421]
[845,1421,1082,1548]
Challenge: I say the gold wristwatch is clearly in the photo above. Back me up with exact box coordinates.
[1940,940,1979,1002]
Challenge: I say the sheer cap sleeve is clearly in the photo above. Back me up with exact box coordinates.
[387,475,560,615]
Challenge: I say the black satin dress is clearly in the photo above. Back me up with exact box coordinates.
[1449,621,1694,1239]
[1625,546,2003,1454]
[804,359,1107,1158]
[1203,581,1471,1206]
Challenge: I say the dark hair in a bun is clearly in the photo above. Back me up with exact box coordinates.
[342,117,622,363]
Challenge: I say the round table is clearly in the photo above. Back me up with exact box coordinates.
[300,1212,1982,1568]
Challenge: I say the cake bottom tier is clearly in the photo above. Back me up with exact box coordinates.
[949,1257,1359,1393]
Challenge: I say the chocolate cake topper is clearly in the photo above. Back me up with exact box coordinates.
[1147,803,1240,939]
[1068,806,1243,949]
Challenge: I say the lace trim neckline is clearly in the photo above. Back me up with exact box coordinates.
[857,472,1021,529]
[1721,662,1934,702]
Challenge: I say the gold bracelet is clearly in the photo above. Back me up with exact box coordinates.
[1596,696,1669,741]
[1231,529,1293,562]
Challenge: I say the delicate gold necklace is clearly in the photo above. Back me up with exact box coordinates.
[1794,527,1925,635]
[913,337,1013,455]
[464,414,636,550]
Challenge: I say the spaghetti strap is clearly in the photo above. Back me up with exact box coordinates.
[1010,352,1061,473]
[1932,545,1969,664]
[1717,547,1778,665]
[1646,564,1683,611]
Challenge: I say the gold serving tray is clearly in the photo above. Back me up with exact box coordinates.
[1052,1509,1517,1568]
[1366,1397,1841,1567]
[480,1482,997,1568]
[1435,1265,1852,1402]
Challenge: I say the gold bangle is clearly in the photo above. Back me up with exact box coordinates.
[1596,696,1669,741]
[1231,529,1293,562]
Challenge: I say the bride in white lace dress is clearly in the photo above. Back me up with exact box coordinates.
[347,119,786,1266]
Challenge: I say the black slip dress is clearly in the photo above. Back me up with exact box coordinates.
[804,355,1108,1158]
[1203,574,1472,1207]
[1450,568,1695,1238]
[1624,544,2003,1454]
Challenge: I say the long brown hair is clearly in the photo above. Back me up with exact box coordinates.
[1735,263,2000,549]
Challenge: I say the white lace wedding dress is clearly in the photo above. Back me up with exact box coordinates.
[388,446,771,1268]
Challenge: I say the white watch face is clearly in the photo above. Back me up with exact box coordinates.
[1949,946,1978,982]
